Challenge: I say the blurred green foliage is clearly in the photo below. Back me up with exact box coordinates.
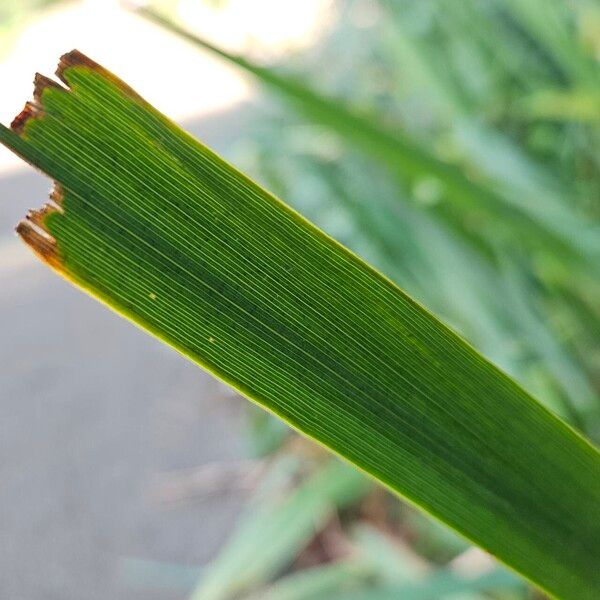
[0,0,67,56]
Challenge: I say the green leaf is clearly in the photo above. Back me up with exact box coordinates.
[1,52,600,599]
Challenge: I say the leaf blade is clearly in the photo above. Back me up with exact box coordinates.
[1,53,599,600]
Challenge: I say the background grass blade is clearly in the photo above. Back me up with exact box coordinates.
[137,7,600,272]
[327,569,522,600]
[1,53,599,599]
[243,563,370,600]
[190,458,369,600]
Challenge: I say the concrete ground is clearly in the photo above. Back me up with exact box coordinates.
[0,108,254,599]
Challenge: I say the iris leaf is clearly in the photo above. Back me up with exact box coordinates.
[1,53,599,600]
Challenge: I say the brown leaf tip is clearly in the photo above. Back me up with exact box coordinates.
[33,72,65,103]
[16,220,61,270]
[49,182,65,208]
[26,203,60,229]
[56,49,145,102]
[57,49,101,85]
[10,101,41,134]
[9,74,65,136]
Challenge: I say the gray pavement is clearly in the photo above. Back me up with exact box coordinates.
[0,107,255,599]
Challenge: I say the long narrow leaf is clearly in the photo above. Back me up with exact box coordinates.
[1,53,599,599]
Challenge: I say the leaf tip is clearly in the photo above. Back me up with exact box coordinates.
[16,217,62,271]
[56,49,144,103]
[57,49,100,83]
[49,182,65,208]
[33,72,65,103]
[10,101,41,135]
[16,189,65,270]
